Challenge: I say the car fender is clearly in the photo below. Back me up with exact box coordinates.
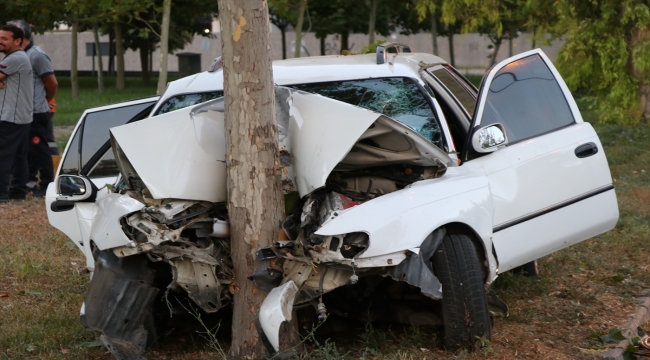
[315,166,498,283]
[89,193,145,252]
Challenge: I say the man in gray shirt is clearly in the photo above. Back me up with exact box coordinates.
[0,24,33,202]
[8,20,58,196]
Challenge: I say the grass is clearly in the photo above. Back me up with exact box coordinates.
[54,76,161,127]
[2,75,648,358]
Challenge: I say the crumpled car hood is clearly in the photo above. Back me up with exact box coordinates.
[110,87,451,202]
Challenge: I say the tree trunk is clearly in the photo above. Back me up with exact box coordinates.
[280,25,287,59]
[430,11,438,56]
[108,30,114,77]
[139,43,150,86]
[532,26,537,49]
[114,22,125,89]
[294,0,306,58]
[320,35,325,55]
[368,0,377,45]
[631,28,650,122]
[218,0,293,357]
[71,16,79,99]
[491,38,502,66]
[340,30,349,54]
[92,23,105,93]
[508,35,513,57]
[448,32,455,67]
[156,0,172,95]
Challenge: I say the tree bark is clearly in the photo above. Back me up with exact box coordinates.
[108,30,114,77]
[368,0,377,45]
[448,32,455,67]
[114,22,125,89]
[218,0,291,357]
[139,43,150,86]
[320,35,325,55]
[491,38,502,66]
[70,16,79,99]
[156,0,172,95]
[430,11,438,56]
[294,0,306,58]
[631,28,650,122]
[532,26,537,49]
[280,25,287,59]
[340,30,349,54]
[92,23,105,93]
[508,33,513,57]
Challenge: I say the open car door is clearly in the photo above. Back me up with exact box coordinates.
[463,49,619,272]
[46,97,158,270]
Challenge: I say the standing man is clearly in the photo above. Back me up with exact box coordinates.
[8,20,58,196]
[0,24,33,202]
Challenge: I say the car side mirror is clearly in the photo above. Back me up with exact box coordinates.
[472,123,507,153]
[56,175,95,201]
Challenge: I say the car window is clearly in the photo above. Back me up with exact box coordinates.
[479,54,574,143]
[81,103,153,174]
[59,101,155,177]
[87,149,118,178]
[60,129,81,175]
[430,68,477,116]
[155,91,224,115]
[292,78,443,149]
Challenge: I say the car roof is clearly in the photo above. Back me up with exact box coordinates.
[159,52,448,105]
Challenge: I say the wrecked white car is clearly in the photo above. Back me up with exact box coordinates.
[46,46,619,357]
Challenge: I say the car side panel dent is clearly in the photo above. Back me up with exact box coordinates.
[315,166,498,283]
[90,193,145,251]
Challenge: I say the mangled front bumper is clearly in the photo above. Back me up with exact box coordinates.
[258,281,299,352]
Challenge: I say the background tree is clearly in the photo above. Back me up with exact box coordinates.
[156,0,171,95]
[308,0,405,54]
[123,0,218,86]
[218,0,294,357]
[554,0,650,124]
[294,0,307,58]
[477,0,527,65]
[269,0,297,59]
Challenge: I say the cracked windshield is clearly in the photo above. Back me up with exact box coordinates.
[293,77,443,149]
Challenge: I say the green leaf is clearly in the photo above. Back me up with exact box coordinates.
[600,328,626,343]
[623,343,638,360]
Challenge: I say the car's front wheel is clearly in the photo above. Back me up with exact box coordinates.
[432,233,491,350]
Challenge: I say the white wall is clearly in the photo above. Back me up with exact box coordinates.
[32,30,564,74]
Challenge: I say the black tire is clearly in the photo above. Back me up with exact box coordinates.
[432,234,491,350]
[511,259,539,277]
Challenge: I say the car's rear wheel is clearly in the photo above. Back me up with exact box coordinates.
[432,233,491,350]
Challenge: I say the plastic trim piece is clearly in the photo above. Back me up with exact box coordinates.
[493,185,615,233]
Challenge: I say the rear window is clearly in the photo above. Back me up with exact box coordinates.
[155,91,223,115]
[292,78,444,149]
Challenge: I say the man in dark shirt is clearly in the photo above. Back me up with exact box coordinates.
[8,20,59,196]
[0,24,33,202]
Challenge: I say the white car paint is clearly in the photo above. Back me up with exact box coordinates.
[151,53,445,116]
[315,164,498,282]
[110,103,228,202]
[258,280,299,352]
[89,193,146,251]
[493,189,619,271]
[46,97,159,269]
[485,125,613,226]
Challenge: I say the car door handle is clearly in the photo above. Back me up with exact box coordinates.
[575,142,598,158]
